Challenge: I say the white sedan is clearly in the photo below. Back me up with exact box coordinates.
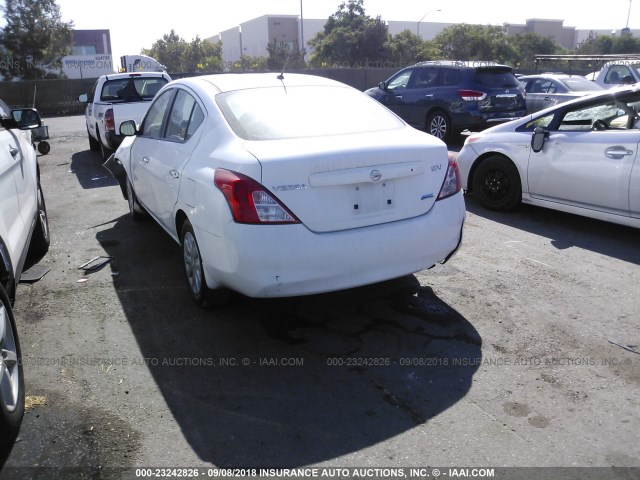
[457,83,640,229]
[105,73,465,306]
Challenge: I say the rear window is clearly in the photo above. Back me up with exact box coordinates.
[100,77,168,102]
[216,85,405,141]
[563,77,602,92]
[473,70,521,89]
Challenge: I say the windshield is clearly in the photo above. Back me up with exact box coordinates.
[216,85,405,141]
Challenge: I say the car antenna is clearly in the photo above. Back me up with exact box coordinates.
[277,58,287,80]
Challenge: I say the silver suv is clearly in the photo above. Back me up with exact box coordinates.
[0,98,50,448]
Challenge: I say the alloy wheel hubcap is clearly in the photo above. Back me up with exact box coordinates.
[183,232,202,294]
[0,304,19,412]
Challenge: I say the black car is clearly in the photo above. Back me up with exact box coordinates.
[365,61,527,142]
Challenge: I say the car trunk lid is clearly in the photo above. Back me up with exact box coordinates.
[243,130,449,233]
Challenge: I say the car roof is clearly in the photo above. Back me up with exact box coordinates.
[519,73,577,80]
[178,73,349,94]
[413,60,513,70]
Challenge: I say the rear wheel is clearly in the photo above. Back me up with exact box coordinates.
[28,183,50,259]
[472,156,522,211]
[88,131,100,151]
[0,284,25,448]
[126,177,146,221]
[181,221,229,307]
[426,110,452,142]
[97,131,111,160]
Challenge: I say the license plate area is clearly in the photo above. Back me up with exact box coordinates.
[349,181,396,215]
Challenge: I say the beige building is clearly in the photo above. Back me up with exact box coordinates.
[208,15,640,66]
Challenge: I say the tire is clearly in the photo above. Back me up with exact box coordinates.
[37,141,50,155]
[181,221,229,308]
[0,284,25,448]
[426,110,452,142]
[28,183,50,259]
[88,132,100,152]
[472,156,522,211]
[97,131,111,161]
[126,177,146,221]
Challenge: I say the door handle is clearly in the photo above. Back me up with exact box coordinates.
[9,146,18,157]
[605,146,634,159]
[142,157,150,164]
[395,95,403,100]
[170,170,180,179]
[425,94,434,98]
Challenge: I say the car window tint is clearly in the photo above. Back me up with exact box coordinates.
[387,69,413,90]
[440,68,460,86]
[142,90,174,139]
[412,67,438,88]
[558,103,619,131]
[100,77,168,102]
[605,65,632,85]
[164,90,200,142]
[217,86,404,141]
[0,99,10,119]
[473,70,520,88]
[525,113,554,130]
[186,104,205,139]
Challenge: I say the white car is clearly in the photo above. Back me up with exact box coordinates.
[457,84,640,228]
[0,99,50,446]
[105,73,465,306]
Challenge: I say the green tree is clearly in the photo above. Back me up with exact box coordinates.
[431,23,514,63]
[143,30,223,73]
[142,30,188,73]
[509,32,565,69]
[386,29,422,66]
[308,0,390,67]
[0,0,73,80]
[576,33,640,55]
[267,40,306,70]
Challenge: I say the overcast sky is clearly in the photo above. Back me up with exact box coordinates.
[53,0,638,59]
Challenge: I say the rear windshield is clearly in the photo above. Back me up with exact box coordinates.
[100,77,168,102]
[563,77,602,92]
[216,85,405,140]
[473,70,521,89]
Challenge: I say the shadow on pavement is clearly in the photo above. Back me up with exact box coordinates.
[70,150,117,190]
[86,213,483,468]
[464,194,640,265]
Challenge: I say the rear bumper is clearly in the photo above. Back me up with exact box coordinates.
[452,109,526,131]
[196,191,466,298]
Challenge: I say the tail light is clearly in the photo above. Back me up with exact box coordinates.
[104,108,115,132]
[437,153,462,200]
[214,169,300,224]
[459,89,487,101]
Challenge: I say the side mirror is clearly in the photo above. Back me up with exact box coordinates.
[11,108,42,130]
[78,93,88,103]
[119,119,138,136]
[378,81,388,91]
[531,126,547,153]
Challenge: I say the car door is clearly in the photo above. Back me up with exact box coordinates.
[527,95,639,217]
[631,157,640,219]
[376,67,439,128]
[524,78,552,113]
[145,88,206,234]
[392,66,440,128]
[0,127,27,268]
[129,88,176,214]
